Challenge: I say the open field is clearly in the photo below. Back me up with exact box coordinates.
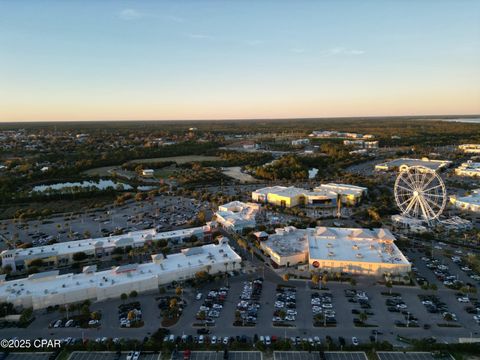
[222,167,258,183]
[128,155,220,164]
[81,156,221,177]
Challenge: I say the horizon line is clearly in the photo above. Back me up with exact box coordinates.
[1,113,479,124]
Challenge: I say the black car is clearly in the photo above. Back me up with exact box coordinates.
[196,328,210,335]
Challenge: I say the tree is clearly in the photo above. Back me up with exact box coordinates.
[91,311,101,320]
[385,280,393,295]
[81,304,90,318]
[120,293,128,303]
[359,311,368,324]
[29,259,44,268]
[169,298,178,311]
[129,290,138,298]
[19,308,33,324]
[72,251,88,262]
[175,286,183,297]
[282,273,290,282]
[321,274,328,289]
[127,310,136,321]
[311,273,320,287]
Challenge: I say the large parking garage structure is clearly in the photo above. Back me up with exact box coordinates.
[0,237,241,309]
[260,226,411,276]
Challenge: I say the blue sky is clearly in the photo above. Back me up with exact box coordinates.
[0,0,479,121]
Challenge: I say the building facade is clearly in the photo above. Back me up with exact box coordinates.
[0,237,241,310]
[260,226,411,276]
[450,190,480,213]
[1,226,211,272]
[455,161,480,177]
[214,201,260,233]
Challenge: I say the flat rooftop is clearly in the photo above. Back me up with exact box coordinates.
[315,183,367,196]
[261,226,309,256]
[308,227,409,265]
[216,201,259,222]
[454,191,480,206]
[0,240,240,303]
[253,186,306,198]
[376,158,451,171]
[1,226,208,260]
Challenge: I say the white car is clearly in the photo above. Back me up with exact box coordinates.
[352,337,359,346]
[196,293,203,300]
[223,336,229,345]
[265,336,271,345]
[126,352,134,360]
[457,297,470,303]
[132,352,140,360]
[211,336,217,344]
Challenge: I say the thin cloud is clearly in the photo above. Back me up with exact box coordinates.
[323,47,365,56]
[245,40,264,46]
[119,8,144,20]
[118,9,186,23]
[290,47,306,53]
[187,33,213,40]
[166,15,185,23]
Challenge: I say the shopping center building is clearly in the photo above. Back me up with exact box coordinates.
[0,237,241,310]
[1,226,211,272]
[260,226,411,276]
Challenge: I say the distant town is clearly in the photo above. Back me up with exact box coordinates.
[0,117,478,359]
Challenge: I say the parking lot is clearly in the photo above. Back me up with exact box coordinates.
[376,352,449,360]
[274,352,368,360]
[172,352,262,360]
[69,352,159,360]
[2,354,53,360]
[0,195,210,250]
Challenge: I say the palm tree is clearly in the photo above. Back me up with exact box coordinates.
[359,311,368,324]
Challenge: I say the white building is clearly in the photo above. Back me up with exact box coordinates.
[252,183,367,208]
[1,226,211,272]
[252,186,337,208]
[260,226,411,276]
[455,161,480,177]
[0,237,241,310]
[314,183,367,205]
[215,201,260,233]
[141,169,155,177]
[343,140,379,149]
[309,131,374,140]
[450,190,480,213]
[459,144,480,154]
[391,215,427,233]
[375,158,451,172]
[291,139,310,146]
[260,226,309,267]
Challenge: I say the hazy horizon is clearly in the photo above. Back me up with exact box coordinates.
[1,0,479,122]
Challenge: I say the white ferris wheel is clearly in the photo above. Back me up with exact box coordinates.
[394,166,447,224]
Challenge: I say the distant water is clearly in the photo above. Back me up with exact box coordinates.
[442,118,480,124]
[33,180,132,193]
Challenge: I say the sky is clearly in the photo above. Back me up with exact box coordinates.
[0,0,480,122]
